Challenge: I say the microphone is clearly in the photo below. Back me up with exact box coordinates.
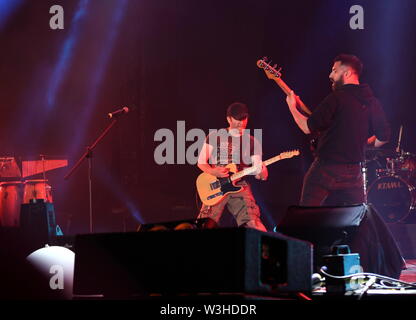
[108,107,129,119]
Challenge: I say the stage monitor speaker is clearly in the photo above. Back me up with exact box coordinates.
[20,201,58,246]
[277,204,404,279]
[277,204,366,272]
[73,228,312,298]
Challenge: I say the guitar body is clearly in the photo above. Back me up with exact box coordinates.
[196,163,243,206]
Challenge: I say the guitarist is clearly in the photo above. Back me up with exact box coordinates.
[196,102,268,231]
[285,54,390,206]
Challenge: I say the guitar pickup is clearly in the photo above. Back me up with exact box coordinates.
[207,192,223,200]
[210,181,221,190]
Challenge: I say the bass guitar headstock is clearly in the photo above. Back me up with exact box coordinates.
[257,57,282,80]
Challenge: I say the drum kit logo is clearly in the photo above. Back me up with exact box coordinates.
[376,180,403,190]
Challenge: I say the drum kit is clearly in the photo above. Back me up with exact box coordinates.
[364,146,416,224]
[0,156,67,227]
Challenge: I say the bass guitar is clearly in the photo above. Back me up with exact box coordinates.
[257,57,319,153]
[196,150,300,206]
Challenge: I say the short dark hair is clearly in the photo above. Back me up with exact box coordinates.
[333,54,363,76]
[226,102,249,120]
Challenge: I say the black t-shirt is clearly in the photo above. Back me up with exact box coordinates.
[307,84,390,164]
[205,128,262,171]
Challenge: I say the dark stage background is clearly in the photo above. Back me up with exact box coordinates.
[0,0,415,234]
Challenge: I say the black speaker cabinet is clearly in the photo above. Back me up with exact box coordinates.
[278,204,366,244]
[20,201,57,246]
[73,228,312,297]
[277,204,404,279]
[277,204,366,272]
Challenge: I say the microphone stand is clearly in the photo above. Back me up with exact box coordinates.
[64,118,118,233]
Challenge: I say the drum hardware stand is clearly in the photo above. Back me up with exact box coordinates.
[40,154,47,200]
[395,125,403,154]
[64,118,119,233]
[40,154,47,181]
[392,124,403,175]
[361,161,368,204]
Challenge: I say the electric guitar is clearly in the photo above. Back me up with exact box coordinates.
[257,57,319,153]
[196,150,300,206]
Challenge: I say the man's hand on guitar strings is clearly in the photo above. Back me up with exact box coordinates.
[210,166,230,178]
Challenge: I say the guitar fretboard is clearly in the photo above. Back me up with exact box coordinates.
[229,153,296,182]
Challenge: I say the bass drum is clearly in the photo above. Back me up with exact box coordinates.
[368,175,415,223]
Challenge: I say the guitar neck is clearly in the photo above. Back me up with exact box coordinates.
[229,155,286,182]
[263,154,285,166]
[273,78,312,116]
[230,166,257,182]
